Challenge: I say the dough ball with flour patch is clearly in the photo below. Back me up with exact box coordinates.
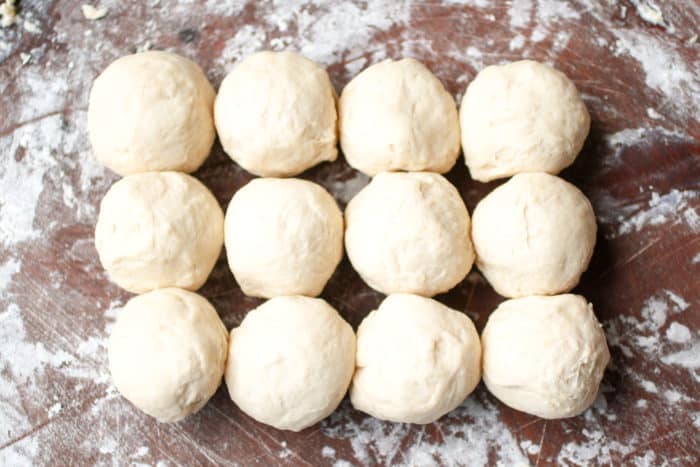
[224,178,343,298]
[482,294,610,419]
[460,60,590,182]
[215,51,338,177]
[471,173,596,298]
[95,172,224,294]
[351,294,481,423]
[109,288,228,422]
[345,172,474,296]
[225,296,355,431]
[88,51,216,175]
[339,58,460,176]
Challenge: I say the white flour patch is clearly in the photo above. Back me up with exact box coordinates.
[639,379,658,393]
[692,252,700,264]
[646,107,662,119]
[216,25,266,70]
[322,397,528,466]
[321,446,336,459]
[605,290,696,398]
[612,28,700,119]
[0,256,20,292]
[603,126,692,166]
[596,189,700,238]
[666,322,692,343]
[508,0,532,28]
[509,33,525,50]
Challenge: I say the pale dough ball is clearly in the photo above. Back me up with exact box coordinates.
[109,288,228,422]
[339,58,460,176]
[225,296,355,431]
[88,51,216,175]
[482,294,610,419]
[351,294,481,424]
[345,172,474,296]
[460,60,590,182]
[471,173,596,298]
[95,172,224,293]
[214,51,337,177]
[224,178,343,298]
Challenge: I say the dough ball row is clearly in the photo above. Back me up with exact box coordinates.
[88,51,589,181]
[89,49,609,430]
[108,290,608,427]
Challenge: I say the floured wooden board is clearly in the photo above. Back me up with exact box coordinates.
[1,1,699,465]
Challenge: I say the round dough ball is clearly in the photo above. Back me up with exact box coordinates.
[214,51,338,177]
[339,58,460,176]
[88,51,216,175]
[224,178,343,298]
[460,60,590,182]
[481,294,610,419]
[109,288,228,422]
[225,296,355,431]
[95,172,224,293]
[472,172,596,298]
[345,172,474,296]
[351,294,481,423]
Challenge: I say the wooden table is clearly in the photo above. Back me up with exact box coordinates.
[1,0,698,465]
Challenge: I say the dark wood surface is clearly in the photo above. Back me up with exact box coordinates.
[1,0,699,465]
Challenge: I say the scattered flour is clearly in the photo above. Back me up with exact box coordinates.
[596,188,700,238]
[322,397,529,466]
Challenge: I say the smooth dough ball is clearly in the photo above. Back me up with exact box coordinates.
[214,51,337,177]
[95,172,224,293]
[345,172,474,296]
[88,51,216,175]
[471,173,596,298]
[109,288,228,422]
[224,178,343,298]
[460,60,590,182]
[225,296,355,431]
[482,294,610,419]
[339,58,460,176]
[351,294,481,423]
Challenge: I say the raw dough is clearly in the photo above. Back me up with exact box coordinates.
[339,58,460,176]
[95,172,224,293]
[214,51,337,177]
[460,60,590,182]
[224,178,343,298]
[225,296,355,431]
[88,51,215,175]
[351,294,481,423]
[471,172,596,298]
[481,294,610,419]
[108,288,228,422]
[345,172,474,296]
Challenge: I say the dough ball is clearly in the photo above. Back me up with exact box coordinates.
[339,58,460,176]
[109,288,228,422]
[481,294,610,419]
[345,172,474,296]
[88,51,216,175]
[95,172,224,293]
[214,51,338,177]
[225,296,355,431]
[351,294,481,424]
[460,60,590,182]
[224,178,343,298]
[472,173,596,298]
